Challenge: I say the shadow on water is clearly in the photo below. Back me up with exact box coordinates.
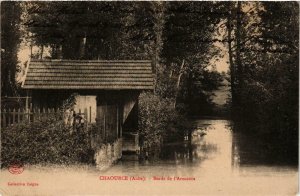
[232,129,298,167]
[116,119,297,176]
[158,119,298,168]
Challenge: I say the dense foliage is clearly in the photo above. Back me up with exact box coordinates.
[138,92,191,158]
[158,2,224,114]
[222,2,298,159]
[1,2,22,96]
[224,2,298,130]
[139,93,191,145]
[1,116,94,168]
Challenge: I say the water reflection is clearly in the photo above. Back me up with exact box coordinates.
[111,119,297,177]
[160,119,298,169]
[232,130,298,166]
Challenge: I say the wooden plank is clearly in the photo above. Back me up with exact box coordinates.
[42,108,46,119]
[22,108,26,122]
[28,108,31,122]
[89,106,91,123]
[84,108,88,125]
[97,105,106,143]
[17,108,21,123]
[106,105,118,142]
[8,109,11,126]
[12,109,16,124]
[117,105,119,138]
[25,96,29,113]
[37,108,40,121]
[32,108,36,122]
[3,109,7,127]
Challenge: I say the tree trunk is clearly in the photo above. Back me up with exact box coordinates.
[174,59,185,108]
[227,2,236,109]
[235,1,243,87]
[233,1,243,118]
[57,45,63,59]
[30,44,33,59]
[40,45,44,59]
[79,33,87,59]
[177,59,185,88]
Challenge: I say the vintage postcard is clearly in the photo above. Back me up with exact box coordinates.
[0,1,298,195]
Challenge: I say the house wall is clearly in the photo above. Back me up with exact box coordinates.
[74,95,97,123]
[94,138,122,170]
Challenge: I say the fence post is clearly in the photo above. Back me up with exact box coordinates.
[38,108,41,120]
[48,108,51,118]
[34,108,37,122]
[84,108,88,132]
[2,109,7,127]
[89,106,92,123]
[8,108,11,126]
[50,108,53,118]
[17,108,21,123]
[25,96,29,112]
[43,108,46,119]
[28,108,31,122]
[12,109,16,125]
[32,108,35,122]
[22,108,26,123]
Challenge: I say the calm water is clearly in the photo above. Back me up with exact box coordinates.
[104,119,298,194]
[1,119,298,195]
[112,119,298,173]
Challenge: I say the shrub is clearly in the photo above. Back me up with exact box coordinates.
[138,92,191,152]
[1,115,94,168]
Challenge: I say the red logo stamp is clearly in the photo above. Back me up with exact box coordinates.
[8,162,24,175]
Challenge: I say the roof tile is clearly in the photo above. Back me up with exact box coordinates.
[22,60,154,90]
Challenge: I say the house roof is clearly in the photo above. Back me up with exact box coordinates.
[22,59,154,90]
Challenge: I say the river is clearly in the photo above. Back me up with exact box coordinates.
[0,119,298,195]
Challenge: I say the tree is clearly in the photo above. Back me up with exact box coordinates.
[1,1,22,96]
[223,1,298,145]
[23,2,165,61]
[160,1,223,114]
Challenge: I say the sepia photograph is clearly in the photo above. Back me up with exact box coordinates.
[0,1,299,195]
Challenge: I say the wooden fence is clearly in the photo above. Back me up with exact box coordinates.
[1,108,62,128]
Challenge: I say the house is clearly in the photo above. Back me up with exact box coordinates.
[22,59,154,166]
